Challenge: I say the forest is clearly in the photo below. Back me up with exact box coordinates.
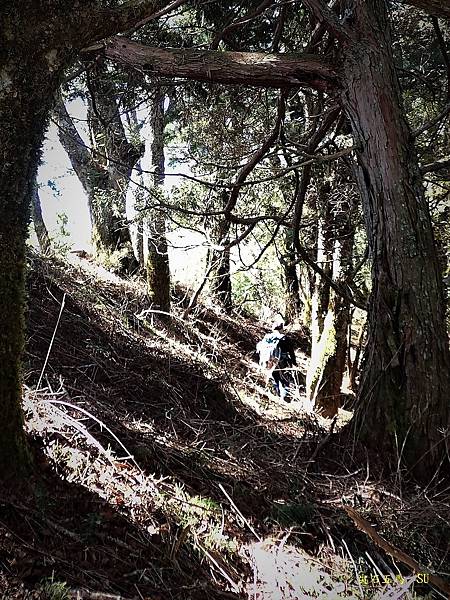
[1,0,450,598]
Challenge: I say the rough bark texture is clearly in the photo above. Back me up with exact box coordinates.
[101,37,338,92]
[0,3,69,477]
[342,0,450,478]
[31,182,51,254]
[144,88,171,312]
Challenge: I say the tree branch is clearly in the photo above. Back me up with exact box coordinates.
[412,102,450,137]
[421,157,450,175]
[224,92,287,217]
[77,0,188,48]
[53,98,107,198]
[292,105,341,254]
[431,17,450,101]
[301,0,352,42]
[88,37,339,92]
[290,242,367,311]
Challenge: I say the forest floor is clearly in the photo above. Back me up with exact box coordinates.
[0,251,449,600]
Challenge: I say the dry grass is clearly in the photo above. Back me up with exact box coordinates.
[0,252,447,599]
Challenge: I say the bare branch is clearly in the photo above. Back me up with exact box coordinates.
[87,37,339,92]
[421,157,450,176]
[305,0,342,51]
[289,243,367,311]
[292,105,341,251]
[431,17,450,101]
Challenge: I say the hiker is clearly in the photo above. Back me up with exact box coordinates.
[256,317,297,402]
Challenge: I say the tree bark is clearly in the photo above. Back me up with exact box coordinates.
[282,228,302,323]
[306,181,333,405]
[99,37,338,92]
[143,88,171,313]
[0,27,62,478]
[208,192,233,312]
[310,183,355,417]
[341,0,450,479]
[31,182,51,254]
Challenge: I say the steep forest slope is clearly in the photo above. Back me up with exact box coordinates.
[0,253,448,600]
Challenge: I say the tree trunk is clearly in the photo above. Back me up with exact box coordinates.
[306,181,333,408]
[0,0,183,479]
[342,0,450,478]
[144,88,171,313]
[0,57,56,477]
[55,68,141,273]
[282,228,302,323]
[349,317,366,393]
[208,192,233,312]
[87,63,141,272]
[31,182,51,254]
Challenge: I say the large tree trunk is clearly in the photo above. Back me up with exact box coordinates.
[342,0,450,478]
[86,63,141,272]
[0,56,56,478]
[0,0,177,479]
[143,88,171,313]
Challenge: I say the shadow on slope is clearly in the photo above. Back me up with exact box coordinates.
[2,252,446,599]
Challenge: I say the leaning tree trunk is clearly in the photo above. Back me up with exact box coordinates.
[143,88,171,313]
[342,0,450,479]
[31,182,51,254]
[86,63,141,273]
[55,67,141,273]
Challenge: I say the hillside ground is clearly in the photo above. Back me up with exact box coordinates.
[0,252,449,600]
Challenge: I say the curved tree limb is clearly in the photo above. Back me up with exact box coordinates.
[301,0,353,42]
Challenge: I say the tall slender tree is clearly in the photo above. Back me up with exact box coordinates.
[143,88,171,313]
